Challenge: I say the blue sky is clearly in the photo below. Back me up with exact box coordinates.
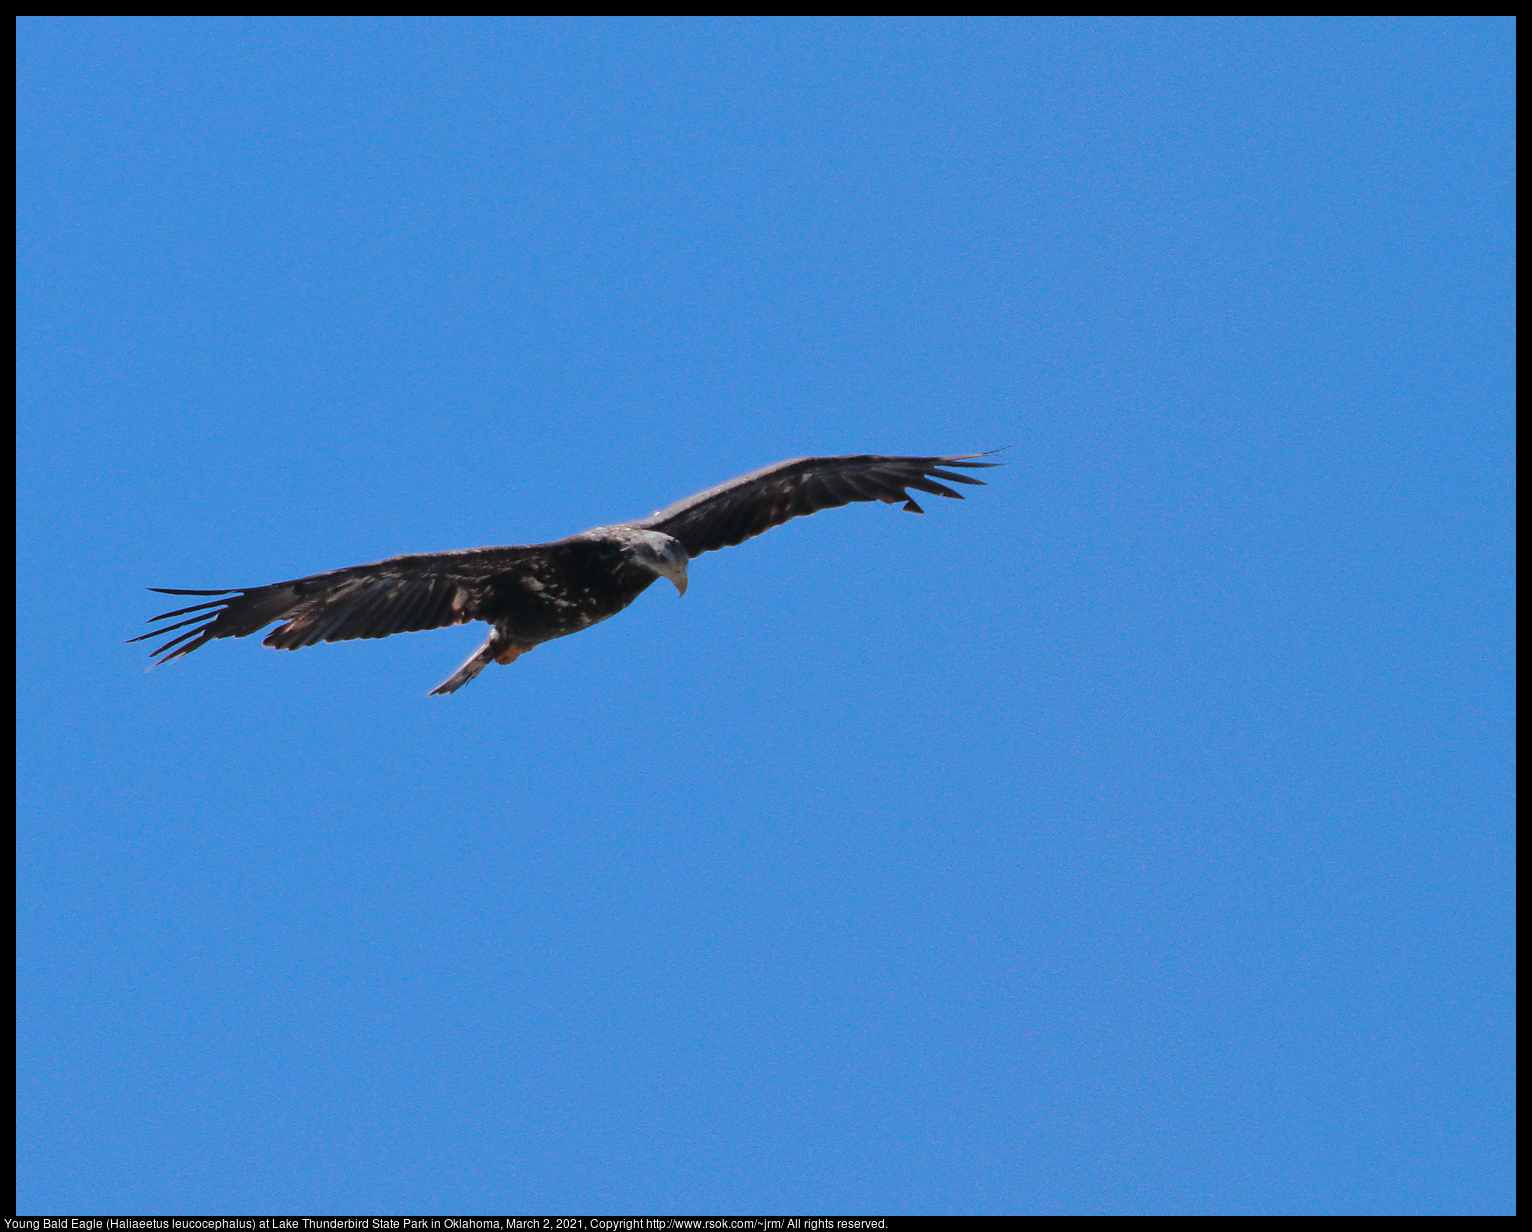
[17,17,1514,1216]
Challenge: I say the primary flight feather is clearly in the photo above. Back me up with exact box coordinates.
[132,452,1000,695]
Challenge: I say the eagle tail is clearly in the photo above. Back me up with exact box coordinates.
[430,630,537,695]
[431,643,494,695]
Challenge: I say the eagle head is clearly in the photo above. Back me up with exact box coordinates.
[640,531,690,596]
[599,527,690,596]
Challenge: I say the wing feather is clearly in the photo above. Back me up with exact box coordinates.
[838,473,886,502]
[388,581,437,633]
[631,452,1000,557]
[148,627,210,659]
[367,583,422,634]
[902,476,964,499]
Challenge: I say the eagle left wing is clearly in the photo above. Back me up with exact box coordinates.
[130,546,539,665]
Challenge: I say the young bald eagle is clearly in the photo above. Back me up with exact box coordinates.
[133,452,999,695]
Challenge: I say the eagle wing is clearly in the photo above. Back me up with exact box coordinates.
[130,546,540,664]
[629,452,1000,558]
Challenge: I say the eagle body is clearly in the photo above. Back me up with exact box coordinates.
[457,533,671,643]
[134,453,997,694]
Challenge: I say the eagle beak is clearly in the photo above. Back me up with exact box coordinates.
[671,573,688,597]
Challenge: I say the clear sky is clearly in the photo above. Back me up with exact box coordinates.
[17,17,1514,1216]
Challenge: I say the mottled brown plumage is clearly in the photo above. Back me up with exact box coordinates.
[132,452,1000,694]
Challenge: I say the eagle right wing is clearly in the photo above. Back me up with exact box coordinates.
[130,546,539,664]
[630,452,1001,559]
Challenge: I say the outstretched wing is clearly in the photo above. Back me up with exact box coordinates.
[130,546,538,665]
[629,452,1001,558]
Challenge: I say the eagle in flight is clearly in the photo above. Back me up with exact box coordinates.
[134,452,999,695]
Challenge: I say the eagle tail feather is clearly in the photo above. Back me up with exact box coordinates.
[430,636,503,695]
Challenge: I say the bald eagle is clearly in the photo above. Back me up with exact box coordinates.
[133,452,999,695]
